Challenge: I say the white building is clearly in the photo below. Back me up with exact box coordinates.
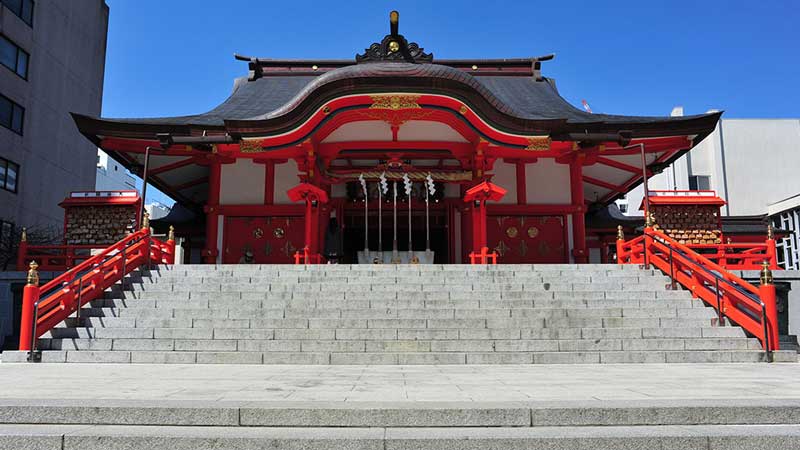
[145,201,170,221]
[619,110,800,268]
[96,149,135,191]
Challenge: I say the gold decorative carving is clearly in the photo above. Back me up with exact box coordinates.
[459,105,468,115]
[239,139,264,154]
[388,41,400,53]
[526,137,551,151]
[527,226,539,238]
[506,226,518,238]
[253,227,264,239]
[410,255,420,264]
[273,227,285,239]
[322,106,331,115]
[369,95,421,110]
[494,240,509,257]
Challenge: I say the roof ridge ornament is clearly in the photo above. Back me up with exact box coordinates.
[356,11,433,64]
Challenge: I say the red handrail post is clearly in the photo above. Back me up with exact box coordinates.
[18,261,40,351]
[616,226,625,265]
[760,261,780,351]
[165,226,176,264]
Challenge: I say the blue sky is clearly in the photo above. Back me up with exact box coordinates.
[104,0,799,205]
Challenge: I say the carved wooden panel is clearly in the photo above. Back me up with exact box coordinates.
[223,216,305,264]
[487,215,567,264]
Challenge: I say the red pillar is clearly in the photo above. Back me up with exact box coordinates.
[288,183,329,259]
[203,159,222,264]
[570,157,588,264]
[759,262,780,351]
[463,181,507,257]
[18,261,40,351]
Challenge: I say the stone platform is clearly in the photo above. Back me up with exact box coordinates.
[1,363,800,448]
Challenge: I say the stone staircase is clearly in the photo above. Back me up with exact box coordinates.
[5,263,796,364]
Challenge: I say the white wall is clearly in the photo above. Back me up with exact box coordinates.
[491,160,517,204]
[525,159,571,204]
[718,119,800,216]
[274,159,300,204]
[220,159,265,205]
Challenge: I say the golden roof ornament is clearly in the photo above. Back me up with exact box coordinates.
[20,227,27,242]
[168,225,175,241]
[767,223,774,240]
[142,212,150,231]
[617,225,625,241]
[26,261,39,286]
[760,260,773,285]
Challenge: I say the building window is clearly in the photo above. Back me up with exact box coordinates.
[0,219,12,243]
[0,34,29,79]
[0,93,24,134]
[0,157,19,193]
[1,0,34,27]
[689,175,711,191]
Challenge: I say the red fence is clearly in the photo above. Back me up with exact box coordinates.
[18,228,175,355]
[617,228,778,354]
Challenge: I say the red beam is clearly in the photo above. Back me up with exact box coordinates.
[583,175,625,193]
[595,156,650,175]
[148,157,198,176]
[173,176,209,191]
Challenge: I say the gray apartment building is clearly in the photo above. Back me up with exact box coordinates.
[0,0,108,242]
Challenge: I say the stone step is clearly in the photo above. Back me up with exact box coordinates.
[61,315,722,329]
[3,349,794,364]
[90,297,701,310]
[42,326,748,340]
[5,423,800,450]
[75,306,715,321]
[1,399,800,427]
[36,337,761,352]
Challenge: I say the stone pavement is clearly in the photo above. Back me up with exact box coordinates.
[2,362,799,402]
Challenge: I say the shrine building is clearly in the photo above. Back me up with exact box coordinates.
[71,11,721,265]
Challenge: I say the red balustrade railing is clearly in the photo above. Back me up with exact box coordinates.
[18,228,175,358]
[617,228,778,357]
[469,247,498,264]
[684,241,777,270]
[293,247,325,265]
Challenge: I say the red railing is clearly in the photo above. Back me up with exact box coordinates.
[18,228,175,356]
[293,247,325,264]
[617,228,778,355]
[685,241,777,271]
[469,247,498,264]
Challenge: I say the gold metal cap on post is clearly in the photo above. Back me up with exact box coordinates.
[20,227,27,242]
[617,225,625,241]
[645,211,655,228]
[168,225,175,241]
[767,223,774,240]
[141,212,150,231]
[760,260,774,286]
[26,261,39,286]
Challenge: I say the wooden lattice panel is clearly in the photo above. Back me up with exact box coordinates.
[651,204,722,245]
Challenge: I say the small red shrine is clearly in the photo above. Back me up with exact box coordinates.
[70,11,722,264]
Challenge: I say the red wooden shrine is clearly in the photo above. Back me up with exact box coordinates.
[68,11,725,264]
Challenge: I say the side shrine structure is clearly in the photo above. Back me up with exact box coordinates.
[71,11,721,265]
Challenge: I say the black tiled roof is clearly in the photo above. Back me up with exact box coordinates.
[97,63,712,128]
